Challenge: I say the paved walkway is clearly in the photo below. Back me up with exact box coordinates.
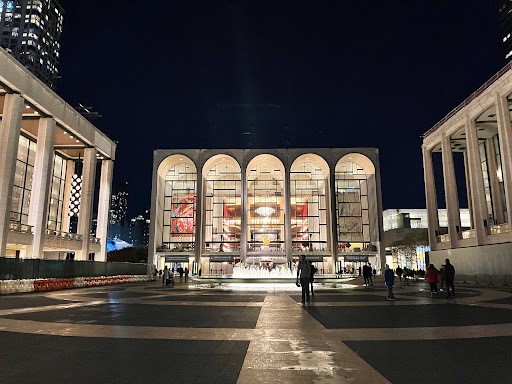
[0,279,511,383]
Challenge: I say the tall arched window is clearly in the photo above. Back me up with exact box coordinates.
[163,160,197,251]
[204,158,241,252]
[290,156,329,251]
[247,156,285,251]
[335,159,371,249]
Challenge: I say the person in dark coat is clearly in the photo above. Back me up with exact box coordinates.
[162,266,168,286]
[367,262,374,286]
[444,259,456,298]
[309,261,318,296]
[178,266,184,282]
[396,266,403,284]
[184,267,189,282]
[296,255,312,305]
[384,264,395,300]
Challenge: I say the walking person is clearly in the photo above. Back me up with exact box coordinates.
[296,255,312,305]
[178,266,184,282]
[396,266,403,284]
[444,259,456,298]
[184,267,189,282]
[384,264,395,300]
[362,262,370,286]
[426,264,439,297]
[368,262,374,286]
[162,266,168,286]
[373,267,377,278]
[403,267,410,286]
[309,261,318,296]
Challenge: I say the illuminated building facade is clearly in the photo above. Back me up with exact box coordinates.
[422,61,512,278]
[0,47,115,261]
[0,0,63,89]
[149,148,384,276]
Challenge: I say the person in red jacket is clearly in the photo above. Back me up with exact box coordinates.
[426,264,439,297]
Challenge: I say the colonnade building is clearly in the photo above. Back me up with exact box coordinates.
[422,62,512,277]
[0,47,116,261]
[149,148,384,276]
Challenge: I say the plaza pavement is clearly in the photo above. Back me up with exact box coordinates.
[0,277,511,383]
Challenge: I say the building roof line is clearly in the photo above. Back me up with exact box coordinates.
[424,60,512,138]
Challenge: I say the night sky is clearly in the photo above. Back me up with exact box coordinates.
[56,1,504,218]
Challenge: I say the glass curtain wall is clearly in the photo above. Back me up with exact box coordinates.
[11,136,36,225]
[479,142,493,224]
[335,161,370,250]
[247,161,284,251]
[493,135,507,222]
[204,162,241,252]
[163,162,197,251]
[47,154,66,231]
[290,161,328,251]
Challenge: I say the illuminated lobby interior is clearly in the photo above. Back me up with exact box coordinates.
[149,149,384,277]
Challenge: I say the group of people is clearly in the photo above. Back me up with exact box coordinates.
[362,262,375,286]
[160,265,190,287]
[384,258,456,300]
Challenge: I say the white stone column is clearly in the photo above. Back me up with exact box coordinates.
[148,161,162,271]
[330,172,338,272]
[441,133,461,248]
[0,94,24,257]
[26,118,56,259]
[463,151,474,229]
[194,173,203,264]
[422,145,440,249]
[76,148,97,260]
[495,92,512,226]
[465,116,489,244]
[485,138,505,224]
[60,160,75,232]
[240,167,247,261]
[96,160,114,262]
[284,166,292,262]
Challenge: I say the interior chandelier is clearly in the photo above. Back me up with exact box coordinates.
[255,207,276,217]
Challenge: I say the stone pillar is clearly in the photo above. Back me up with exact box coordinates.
[240,166,247,262]
[330,172,338,272]
[441,133,461,248]
[485,138,505,224]
[26,118,56,259]
[463,151,474,229]
[96,160,113,262]
[422,145,440,249]
[465,116,489,244]
[76,148,97,260]
[60,160,75,233]
[194,172,203,265]
[148,160,162,271]
[324,176,332,262]
[495,92,512,227]
[284,166,292,262]
[0,94,24,257]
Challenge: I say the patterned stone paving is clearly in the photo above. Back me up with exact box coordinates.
[0,278,512,383]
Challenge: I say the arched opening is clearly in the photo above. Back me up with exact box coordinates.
[290,154,329,252]
[335,153,375,258]
[202,155,241,253]
[160,155,197,252]
[246,154,285,252]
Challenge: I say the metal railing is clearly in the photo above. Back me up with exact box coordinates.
[487,223,510,235]
[459,229,476,239]
[436,234,450,243]
[9,222,32,233]
[44,229,82,241]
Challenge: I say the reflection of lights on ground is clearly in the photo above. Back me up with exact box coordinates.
[189,281,357,291]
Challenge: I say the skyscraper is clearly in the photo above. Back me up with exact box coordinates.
[0,0,64,89]
[499,0,512,60]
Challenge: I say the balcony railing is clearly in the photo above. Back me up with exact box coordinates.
[436,234,450,243]
[459,229,476,239]
[44,229,82,241]
[89,237,100,244]
[9,222,32,233]
[487,223,510,235]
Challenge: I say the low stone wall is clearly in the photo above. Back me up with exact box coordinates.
[0,275,152,294]
[430,242,512,285]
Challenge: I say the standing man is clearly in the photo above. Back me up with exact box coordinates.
[384,264,395,300]
[296,255,312,305]
[367,262,374,286]
[444,258,456,299]
[162,266,168,286]
[396,266,403,284]
[178,266,184,282]
[184,267,189,282]
[362,262,369,286]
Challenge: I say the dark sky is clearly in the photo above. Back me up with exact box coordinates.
[56,0,504,217]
